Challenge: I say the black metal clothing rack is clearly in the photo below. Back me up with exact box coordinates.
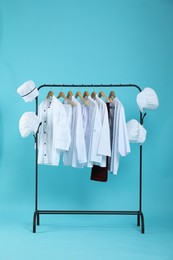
[33,84,145,234]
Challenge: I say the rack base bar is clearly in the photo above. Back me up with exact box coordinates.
[33,210,145,234]
[37,210,140,215]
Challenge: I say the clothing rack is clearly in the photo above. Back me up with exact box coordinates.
[33,84,145,234]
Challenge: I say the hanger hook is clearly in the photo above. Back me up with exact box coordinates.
[141,112,147,125]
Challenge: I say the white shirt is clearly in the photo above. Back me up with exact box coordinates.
[38,95,71,166]
[63,96,87,167]
[109,98,130,174]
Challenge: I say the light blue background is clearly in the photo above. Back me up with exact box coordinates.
[0,0,173,259]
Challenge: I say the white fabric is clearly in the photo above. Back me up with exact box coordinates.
[19,112,40,138]
[17,80,39,102]
[63,96,87,168]
[81,96,102,167]
[38,95,71,166]
[63,103,73,134]
[136,87,159,113]
[109,98,130,175]
[93,95,111,167]
[126,119,147,144]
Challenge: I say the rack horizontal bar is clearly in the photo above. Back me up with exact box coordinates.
[33,210,145,234]
[36,210,141,215]
[38,84,142,92]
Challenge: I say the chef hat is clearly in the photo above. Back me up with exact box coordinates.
[126,119,147,144]
[17,80,39,102]
[136,87,159,113]
[19,112,40,138]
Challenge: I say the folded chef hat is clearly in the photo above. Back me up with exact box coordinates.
[19,112,40,138]
[17,80,39,102]
[136,87,159,113]
[126,119,147,144]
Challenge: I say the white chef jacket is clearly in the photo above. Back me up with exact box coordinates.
[63,103,72,133]
[109,98,130,174]
[93,95,111,167]
[81,96,102,167]
[63,96,87,167]
[38,95,71,166]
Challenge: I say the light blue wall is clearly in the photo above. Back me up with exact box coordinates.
[0,0,173,226]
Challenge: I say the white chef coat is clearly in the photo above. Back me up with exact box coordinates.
[109,98,130,175]
[63,103,72,133]
[38,95,71,166]
[93,95,111,167]
[81,96,102,167]
[63,96,87,167]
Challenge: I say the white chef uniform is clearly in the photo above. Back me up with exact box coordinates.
[109,98,130,175]
[92,94,111,167]
[38,95,71,166]
[63,96,87,167]
[81,96,102,167]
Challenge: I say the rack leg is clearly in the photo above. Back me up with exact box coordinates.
[140,212,145,234]
[37,213,40,226]
[33,211,37,233]
[137,214,140,226]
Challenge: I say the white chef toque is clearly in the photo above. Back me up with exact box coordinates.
[19,112,40,138]
[126,119,147,144]
[17,80,39,102]
[136,87,159,113]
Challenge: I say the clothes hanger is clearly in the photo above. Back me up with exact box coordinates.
[57,91,75,107]
[109,90,116,100]
[91,91,97,99]
[99,90,113,103]
[91,84,97,99]
[83,91,89,98]
[66,91,73,99]
[47,91,54,98]
[75,91,90,106]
